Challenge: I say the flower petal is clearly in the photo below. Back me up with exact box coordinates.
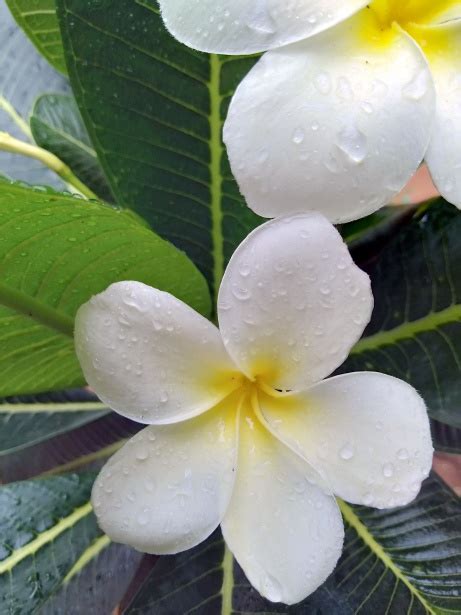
[260,372,433,509]
[218,214,373,390]
[411,1,461,24]
[410,22,461,207]
[158,0,368,55]
[75,281,240,424]
[92,396,239,554]
[224,12,436,222]
[221,406,344,605]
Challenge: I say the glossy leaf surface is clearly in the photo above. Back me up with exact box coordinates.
[125,475,461,613]
[345,201,461,428]
[5,0,66,73]
[56,0,262,293]
[0,180,210,397]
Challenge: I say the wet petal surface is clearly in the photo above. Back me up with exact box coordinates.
[261,372,433,508]
[218,214,372,390]
[221,404,344,605]
[75,281,240,424]
[92,396,239,554]
[224,12,436,222]
[159,0,368,54]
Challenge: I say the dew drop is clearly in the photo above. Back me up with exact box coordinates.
[292,126,305,145]
[402,69,429,101]
[246,0,276,34]
[239,262,251,277]
[231,285,251,301]
[137,510,149,526]
[336,125,367,164]
[136,448,149,461]
[314,71,332,95]
[339,443,354,460]
[383,462,394,478]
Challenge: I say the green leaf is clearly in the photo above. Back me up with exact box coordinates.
[431,419,461,454]
[125,475,461,614]
[1,410,138,483]
[340,205,411,247]
[0,471,142,614]
[0,2,69,187]
[56,0,262,294]
[0,180,210,397]
[0,472,105,614]
[5,0,66,73]
[0,389,108,458]
[30,94,114,202]
[343,200,461,428]
[43,542,143,615]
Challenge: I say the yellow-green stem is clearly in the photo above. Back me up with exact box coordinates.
[0,95,32,139]
[0,131,97,200]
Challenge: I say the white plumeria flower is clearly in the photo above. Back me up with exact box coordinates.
[159,0,461,222]
[76,213,433,605]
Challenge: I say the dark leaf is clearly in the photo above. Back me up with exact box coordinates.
[125,475,461,614]
[344,200,461,429]
[56,0,262,295]
[30,94,114,202]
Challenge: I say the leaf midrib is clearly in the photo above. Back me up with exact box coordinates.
[0,281,74,337]
[0,501,93,573]
[209,53,224,295]
[62,534,110,583]
[220,543,234,615]
[352,304,461,355]
[338,500,436,614]
[0,402,105,414]
[33,115,97,158]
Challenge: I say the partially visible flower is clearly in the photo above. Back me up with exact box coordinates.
[159,0,461,222]
[75,213,433,605]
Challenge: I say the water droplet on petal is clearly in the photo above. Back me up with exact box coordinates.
[292,126,305,145]
[136,448,149,461]
[246,0,276,34]
[336,125,367,164]
[383,462,394,478]
[339,443,354,460]
[402,69,429,101]
[231,285,251,301]
[314,71,332,95]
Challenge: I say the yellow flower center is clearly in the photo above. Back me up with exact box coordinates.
[369,0,458,28]
[225,375,290,432]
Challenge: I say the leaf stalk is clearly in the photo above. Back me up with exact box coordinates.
[0,130,98,200]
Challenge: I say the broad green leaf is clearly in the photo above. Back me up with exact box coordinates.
[5,0,66,74]
[344,200,461,428]
[0,180,210,397]
[125,475,461,614]
[0,471,112,614]
[30,94,114,202]
[56,0,262,294]
[0,2,69,187]
[0,388,108,458]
